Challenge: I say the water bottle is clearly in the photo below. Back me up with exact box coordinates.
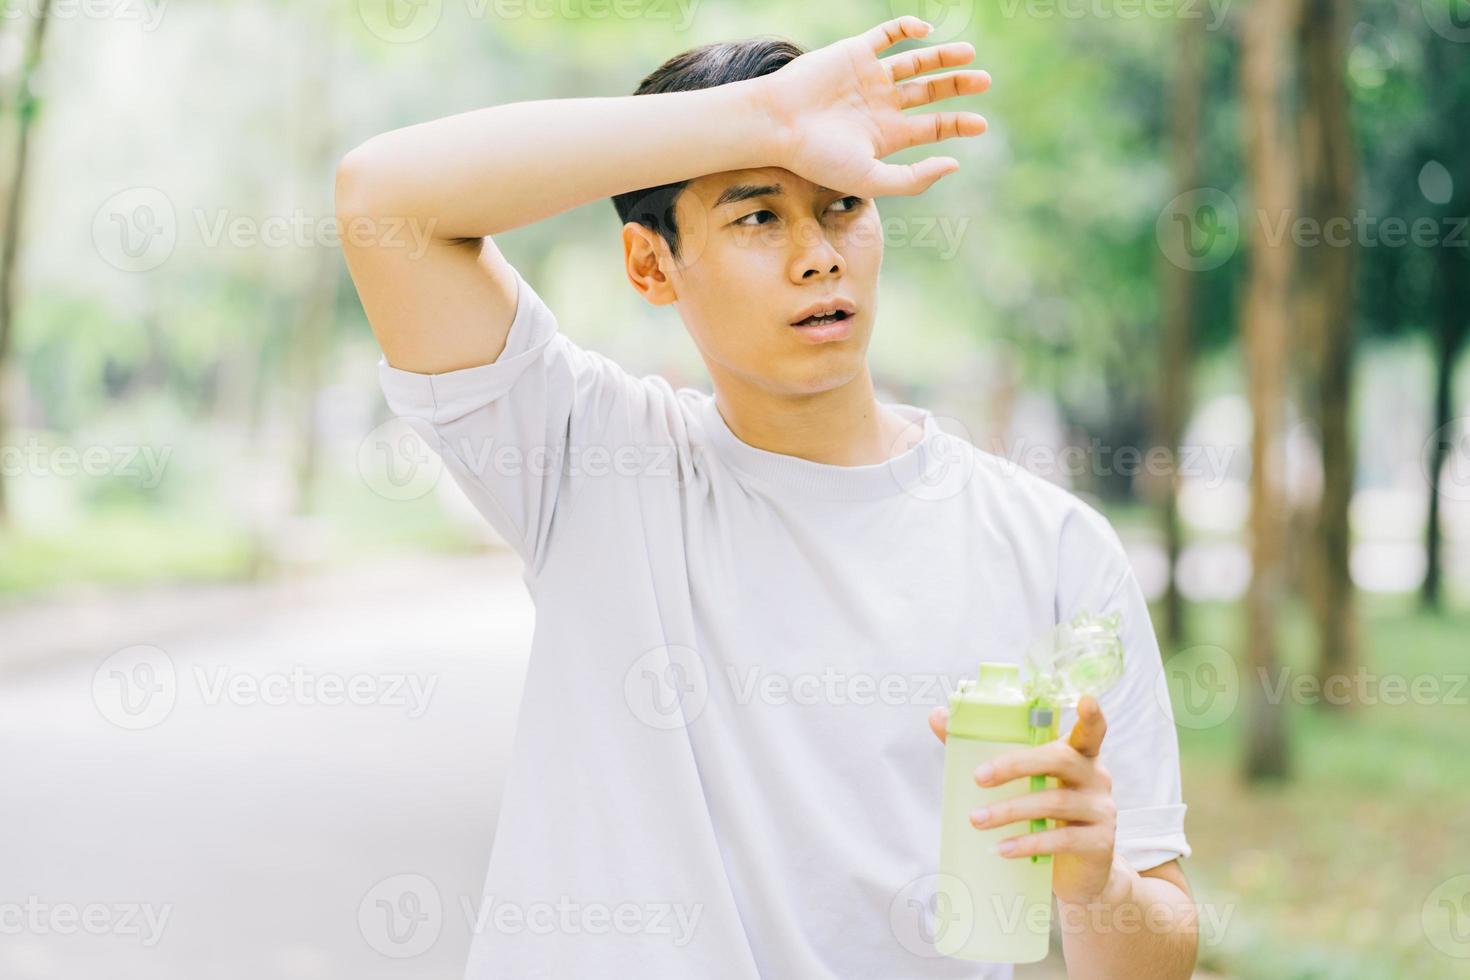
[934,612,1125,963]
[934,661,1057,963]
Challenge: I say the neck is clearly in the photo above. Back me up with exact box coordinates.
[711,368,920,467]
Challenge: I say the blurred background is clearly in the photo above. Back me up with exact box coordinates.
[1,0,1468,978]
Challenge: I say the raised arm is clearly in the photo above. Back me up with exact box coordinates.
[334,15,988,375]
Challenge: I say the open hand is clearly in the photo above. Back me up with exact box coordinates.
[754,16,990,198]
[929,695,1119,905]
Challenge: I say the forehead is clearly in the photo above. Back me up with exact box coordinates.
[684,167,838,210]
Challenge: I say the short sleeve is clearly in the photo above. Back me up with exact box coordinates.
[1054,502,1192,873]
[375,264,650,578]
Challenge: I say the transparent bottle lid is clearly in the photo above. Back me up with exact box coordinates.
[1023,610,1125,706]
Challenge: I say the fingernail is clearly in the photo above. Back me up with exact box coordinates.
[970,808,989,826]
[994,840,1017,856]
[974,764,994,784]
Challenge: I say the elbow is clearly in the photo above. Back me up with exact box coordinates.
[334,139,390,222]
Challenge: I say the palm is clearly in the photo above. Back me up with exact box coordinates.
[761,17,990,198]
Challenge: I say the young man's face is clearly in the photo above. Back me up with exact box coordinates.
[628,167,883,398]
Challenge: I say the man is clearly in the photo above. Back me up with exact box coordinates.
[337,16,1196,978]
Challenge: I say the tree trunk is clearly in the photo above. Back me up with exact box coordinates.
[1239,0,1301,781]
[1297,0,1359,700]
[0,0,53,526]
[1420,37,1470,611]
[1155,15,1205,650]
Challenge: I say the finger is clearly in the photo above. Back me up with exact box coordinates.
[862,15,931,55]
[896,70,992,111]
[898,111,988,151]
[1067,695,1108,759]
[994,825,1111,860]
[975,741,1091,787]
[928,705,949,744]
[860,156,959,197]
[969,788,1111,829]
[883,41,976,82]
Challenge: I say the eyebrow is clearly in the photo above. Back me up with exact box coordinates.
[712,183,841,208]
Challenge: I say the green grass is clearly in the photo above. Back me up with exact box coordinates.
[1166,596,1470,980]
[0,466,483,598]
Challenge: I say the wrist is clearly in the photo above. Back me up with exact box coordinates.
[730,74,793,172]
[1058,853,1136,910]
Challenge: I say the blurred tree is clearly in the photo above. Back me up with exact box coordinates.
[1155,13,1206,649]
[0,0,51,526]
[1296,0,1359,696]
[1420,26,1470,612]
[1239,0,1299,780]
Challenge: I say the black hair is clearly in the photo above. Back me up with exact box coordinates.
[610,36,806,262]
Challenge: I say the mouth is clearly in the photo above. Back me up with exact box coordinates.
[789,298,857,328]
[791,310,852,327]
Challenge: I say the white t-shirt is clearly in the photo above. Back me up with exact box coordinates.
[377,265,1190,979]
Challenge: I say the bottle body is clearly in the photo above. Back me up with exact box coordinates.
[936,730,1053,963]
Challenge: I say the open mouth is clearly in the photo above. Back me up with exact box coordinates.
[793,310,851,327]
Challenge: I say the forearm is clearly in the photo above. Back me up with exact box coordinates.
[337,80,780,238]
[1057,856,1198,980]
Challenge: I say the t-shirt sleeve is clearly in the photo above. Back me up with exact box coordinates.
[1054,500,1192,873]
[374,263,656,579]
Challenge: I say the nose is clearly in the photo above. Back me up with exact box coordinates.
[789,219,846,282]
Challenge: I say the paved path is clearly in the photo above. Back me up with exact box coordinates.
[0,553,1086,978]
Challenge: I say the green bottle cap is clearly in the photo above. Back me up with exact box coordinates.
[947,662,1034,742]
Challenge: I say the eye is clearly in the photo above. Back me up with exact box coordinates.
[733,209,777,227]
[828,195,865,214]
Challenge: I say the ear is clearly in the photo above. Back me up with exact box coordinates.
[622,222,678,307]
